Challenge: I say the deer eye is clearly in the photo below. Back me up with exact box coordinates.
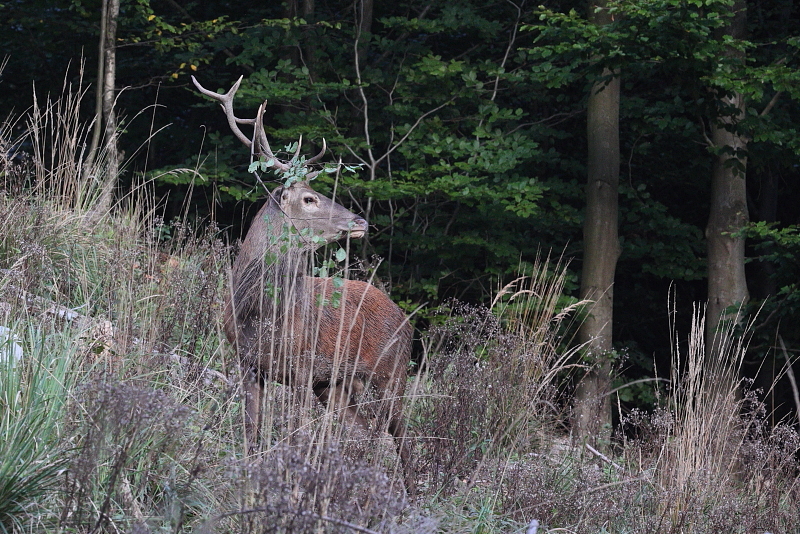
[303,195,316,205]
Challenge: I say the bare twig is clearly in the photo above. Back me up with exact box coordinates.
[585,442,624,472]
[477,1,524,138]
[759,91,783,117]
[699,115,714,147]
[490,0,524,103]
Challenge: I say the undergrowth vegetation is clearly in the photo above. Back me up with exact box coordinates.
[1,84,799,533]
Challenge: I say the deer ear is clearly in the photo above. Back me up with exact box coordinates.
[272,186,285,206]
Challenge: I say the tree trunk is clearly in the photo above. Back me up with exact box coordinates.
[98,0,120,212]
[705,0,748,354]
[572,0,621,448]
[283,0,301,66]
[84,0,119,217]
[302,0,317,81]
[82,0,108,179]
[573,66,621,447]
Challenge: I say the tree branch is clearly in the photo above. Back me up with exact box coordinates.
[759,91,782,117]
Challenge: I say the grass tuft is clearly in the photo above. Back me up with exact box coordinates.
[0,325,80,533]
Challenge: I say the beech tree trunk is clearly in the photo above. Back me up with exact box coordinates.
[572,0,621,447]
[705,0,748,354]
[99,0,120,208]
[84,0,119,216]
[84,0,108,177]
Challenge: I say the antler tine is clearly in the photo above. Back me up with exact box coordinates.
[191,75,255,149]
[293,135,303,161]
[193,75,331,180]
[305,138,327,165]
[302,140,328,180]
[254,102,291,173]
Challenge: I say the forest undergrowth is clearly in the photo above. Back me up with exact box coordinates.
[1,84,799,534]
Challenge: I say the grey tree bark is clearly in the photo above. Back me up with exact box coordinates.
[302,0,317,80]
[705,0,749,354]
[573,0,621,447]
[84,0,108,177]
[355,0,373,68]
[98,0,120,212]
[84,0,119,217]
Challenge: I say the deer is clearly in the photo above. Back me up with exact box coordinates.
[192,76,415,493]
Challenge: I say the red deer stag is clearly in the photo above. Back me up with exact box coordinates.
[193,76,414,492]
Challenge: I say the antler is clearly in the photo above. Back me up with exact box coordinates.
[191,75,326,175]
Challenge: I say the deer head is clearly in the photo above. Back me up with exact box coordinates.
[191,75,367,251]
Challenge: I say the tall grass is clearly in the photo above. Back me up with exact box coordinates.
[24,67,114,213]
[657,305,751,514]
[412,257,582,496]
[611,306,800,533]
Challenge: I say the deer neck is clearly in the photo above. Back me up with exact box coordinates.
[232,204,314,325]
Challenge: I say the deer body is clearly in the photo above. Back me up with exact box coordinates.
[193,76,414,492]
[223,186,413,443]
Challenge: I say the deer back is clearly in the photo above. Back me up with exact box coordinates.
[309,277,412,383]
